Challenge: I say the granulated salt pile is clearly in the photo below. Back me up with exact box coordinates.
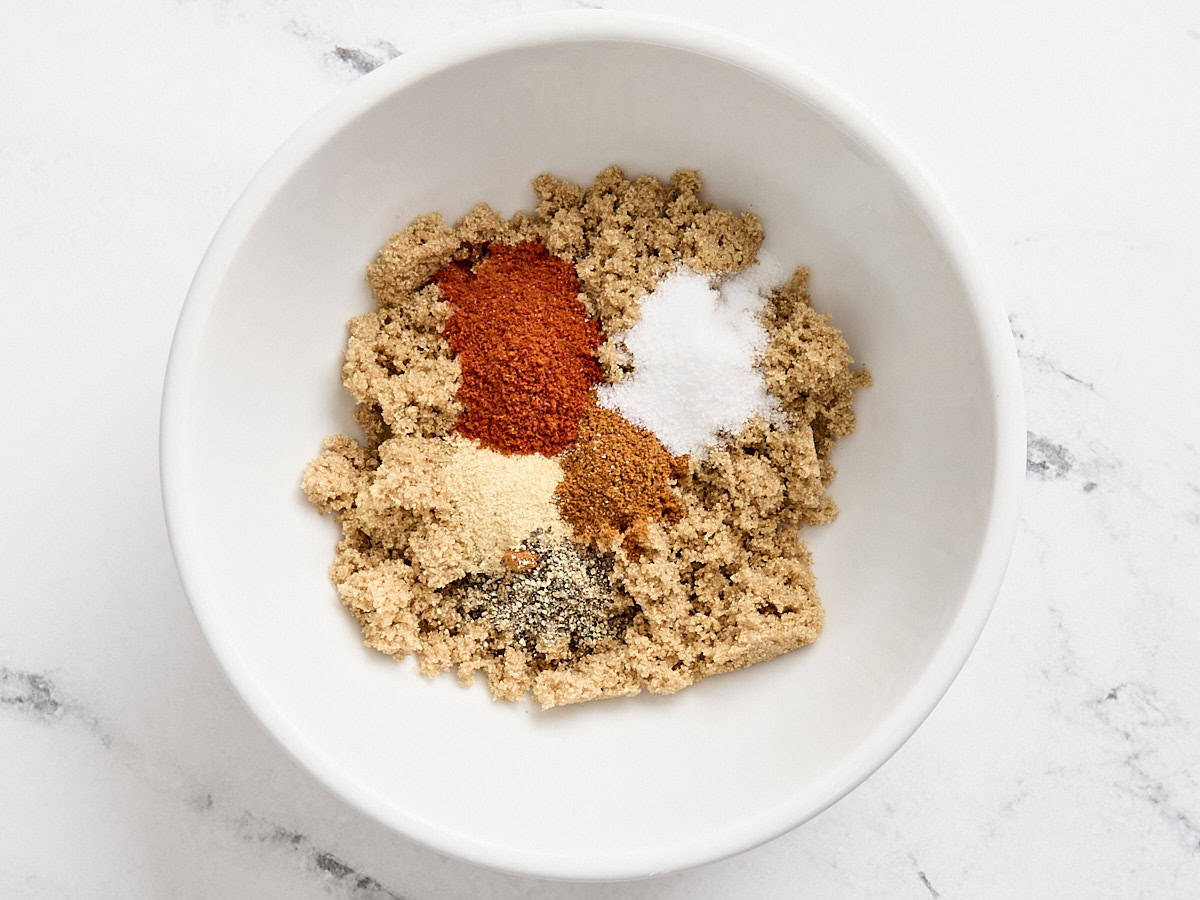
[597,255,783,457]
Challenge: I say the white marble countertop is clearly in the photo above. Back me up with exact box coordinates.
[3,0,1198,896]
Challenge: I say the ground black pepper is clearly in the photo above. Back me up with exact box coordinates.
[449,531,616,653]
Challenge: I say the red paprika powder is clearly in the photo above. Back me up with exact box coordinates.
[434,242,603,455]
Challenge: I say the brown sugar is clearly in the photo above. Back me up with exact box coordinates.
[340,284,461,440]
[365,213,461,307]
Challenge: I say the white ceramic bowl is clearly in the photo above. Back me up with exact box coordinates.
[161,11,1023,881]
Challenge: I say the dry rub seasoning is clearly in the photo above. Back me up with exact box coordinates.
[301,166,869,708]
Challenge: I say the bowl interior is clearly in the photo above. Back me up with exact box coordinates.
[167,30,1005,879]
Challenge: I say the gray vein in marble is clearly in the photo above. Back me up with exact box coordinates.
[285,17,317,41]
[283,16,402,77]
[0,664,111,746]
[1026,431,1073,480]
[3,654,400,896]
[232,810,405,899]
[1,667,63,719]
[189,790,215,812]
[2,661,403,898]
[1008,313,1124,489]
[990,557,1200,860]
[1009,314,1095,391]
[1119,753,1200,852]
[905,854,943,898]
[1097,682,1171,737]
[1186,484,1200,525]
[1022,429,1120,493]
[1011,305,1130,491]
[1041,604,1081,682]
[1091,683,1200,851]
[329,41,402,75]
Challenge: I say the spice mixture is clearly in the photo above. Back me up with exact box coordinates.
[302,166,869,708]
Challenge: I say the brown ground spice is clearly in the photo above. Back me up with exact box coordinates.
[554,403,684,548]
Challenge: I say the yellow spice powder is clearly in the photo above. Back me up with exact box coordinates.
[346,434,568,589]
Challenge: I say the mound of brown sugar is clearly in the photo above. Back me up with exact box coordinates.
[301,168,868,708]
[340,283,459,441]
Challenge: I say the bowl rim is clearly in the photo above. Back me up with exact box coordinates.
[160,9,1025,882]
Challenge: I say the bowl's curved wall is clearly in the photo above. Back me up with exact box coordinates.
[162,16,1022,881]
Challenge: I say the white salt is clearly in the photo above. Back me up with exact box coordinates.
[597,255,784,457]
